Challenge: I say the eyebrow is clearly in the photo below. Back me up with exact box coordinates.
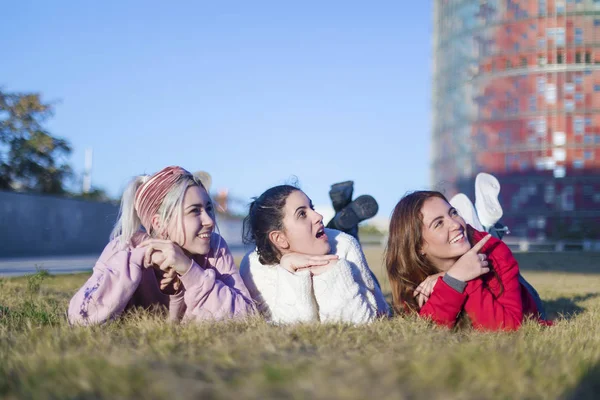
[186,202,207,210]
[427,207,457,228]
[295,205,307,215]
[428,216,443,228]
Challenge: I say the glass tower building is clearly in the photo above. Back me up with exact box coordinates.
[432,0,600,239]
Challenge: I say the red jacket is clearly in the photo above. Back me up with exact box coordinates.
[418,227,548,331]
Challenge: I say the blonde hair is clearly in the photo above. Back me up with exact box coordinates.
[110,171,219,252]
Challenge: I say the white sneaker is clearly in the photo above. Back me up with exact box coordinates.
[449,193,485,231]
[475,173,503,231]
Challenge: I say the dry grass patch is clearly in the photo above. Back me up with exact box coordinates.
[0,250,599,399]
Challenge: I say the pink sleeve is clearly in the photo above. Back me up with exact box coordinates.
[178,238,256,321]
[67,242,145,325]
[168,291,186,322]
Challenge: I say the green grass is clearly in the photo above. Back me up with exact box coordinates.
[0,251,599,399]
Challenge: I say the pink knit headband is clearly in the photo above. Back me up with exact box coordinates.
[134,166,191,233]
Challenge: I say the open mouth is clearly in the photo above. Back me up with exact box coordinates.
[450,232,464,244]
[316,226,326,239]
[197,231,212,239]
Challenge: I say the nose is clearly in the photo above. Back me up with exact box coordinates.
[201,210,215,228]
[448,215,461,230]
[312,209,324,224]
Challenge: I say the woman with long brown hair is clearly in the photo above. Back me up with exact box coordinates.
[385,191,549,331]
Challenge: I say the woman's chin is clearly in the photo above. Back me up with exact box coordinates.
[319,241,331,255]
[450,240,471,255]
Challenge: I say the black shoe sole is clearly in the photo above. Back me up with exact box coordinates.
[329,181,354,212]
[333,195,378,230]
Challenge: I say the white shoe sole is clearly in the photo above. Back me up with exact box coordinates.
[475,173,503,230]
[449,193,485,231]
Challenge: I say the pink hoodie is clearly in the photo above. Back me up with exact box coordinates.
[68,233,256,325]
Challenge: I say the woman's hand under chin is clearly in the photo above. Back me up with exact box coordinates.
[414,272,446,309]
[304,262,338,276]
[154,268,182,295]
[279,253,339,275]
[139,238,193,275]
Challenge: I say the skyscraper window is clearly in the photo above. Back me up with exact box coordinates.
[574,117,584,134]
[575,28,583,45]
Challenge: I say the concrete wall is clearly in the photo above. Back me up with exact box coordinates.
[0,190,247,258]
[216,218,245,250]
[0,190,119,257]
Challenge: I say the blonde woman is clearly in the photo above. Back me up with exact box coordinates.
[68,166,255,325]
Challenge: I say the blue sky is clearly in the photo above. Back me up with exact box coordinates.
[1,1,432,224]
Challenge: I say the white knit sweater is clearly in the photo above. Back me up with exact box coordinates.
[239,229,389,324]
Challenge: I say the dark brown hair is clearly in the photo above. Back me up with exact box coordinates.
[243,185,300,264]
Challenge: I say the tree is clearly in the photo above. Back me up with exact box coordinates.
[0,88,72,193]
[74,187,115,203]
[358,224,385,237]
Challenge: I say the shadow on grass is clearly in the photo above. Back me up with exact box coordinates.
[563,361,600,400]
[543,292,600,320]
[379,292,597,321]
[514,252,600,274]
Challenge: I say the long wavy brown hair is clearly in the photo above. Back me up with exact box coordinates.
[385,191,448,315]
[385,190,505,320]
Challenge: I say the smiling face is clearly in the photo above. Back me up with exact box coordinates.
[420,196,472,271]
[168,185,215,256]
[273,190,330,257]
